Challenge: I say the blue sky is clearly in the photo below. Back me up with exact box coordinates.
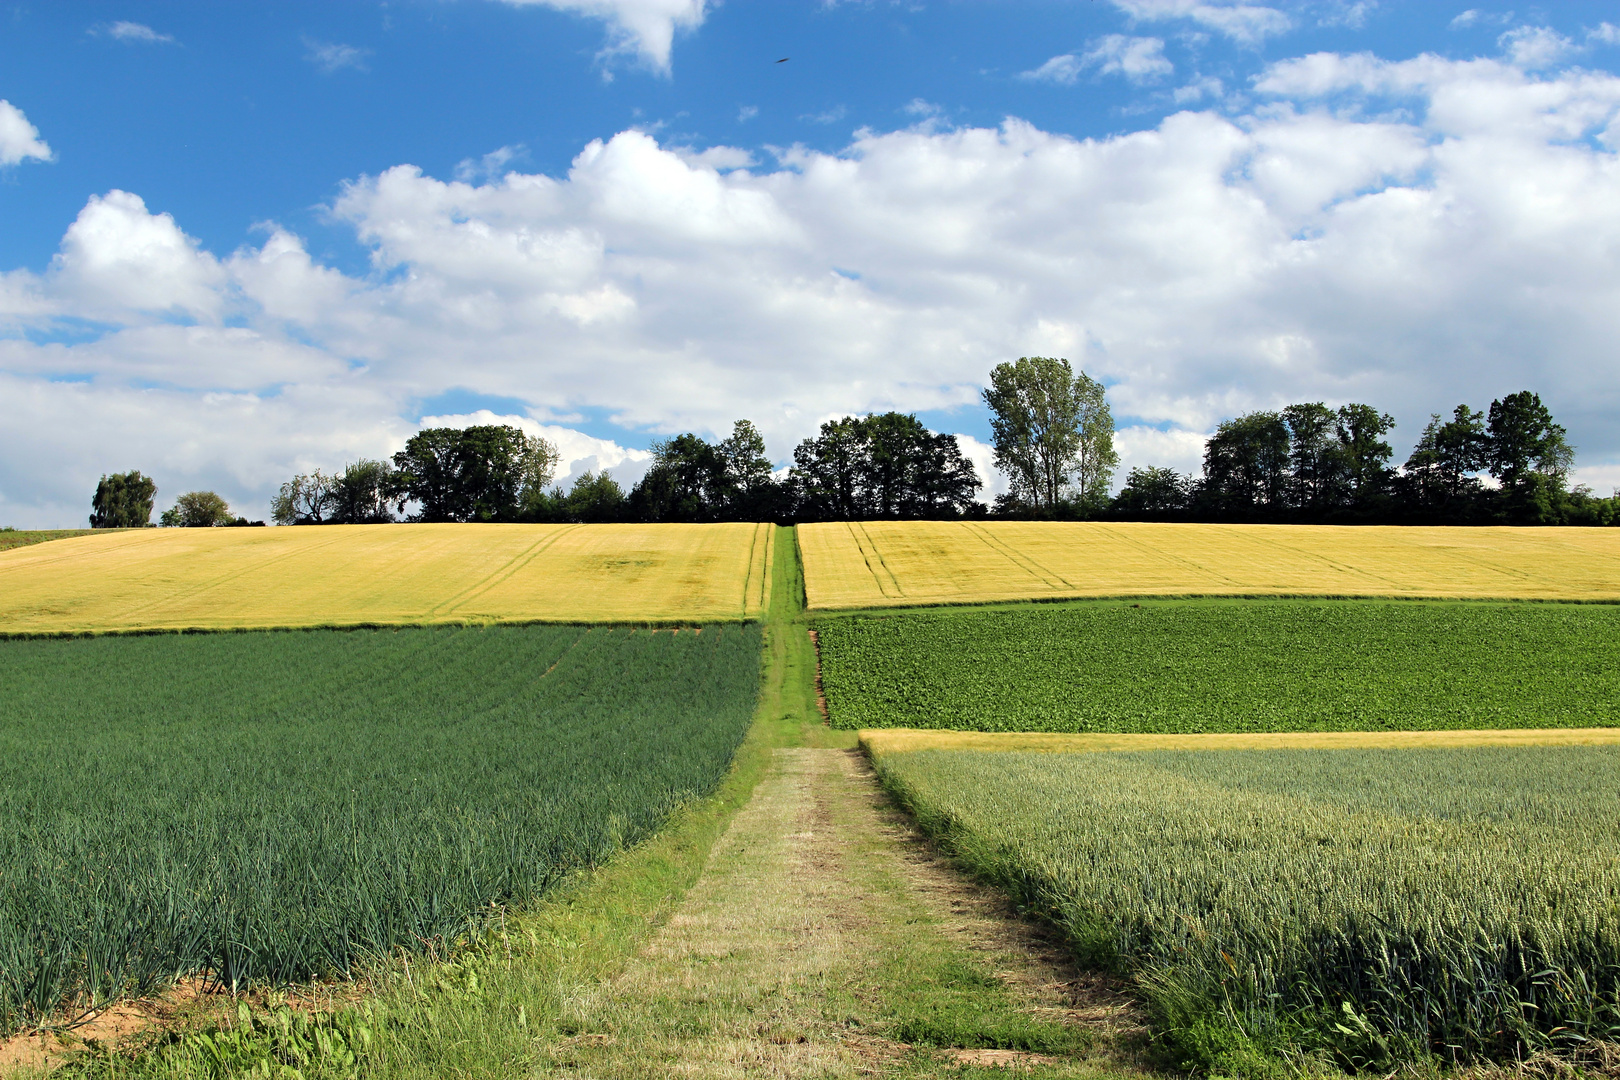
[2,0,1619,524]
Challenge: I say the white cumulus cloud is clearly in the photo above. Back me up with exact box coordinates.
[419,410,654,489]
[46,191,227,321]
[497,0,707,73]
[1020,54,1085,85]
[5,53,1620,525]
[1086,35,1175,82]
[1499,26,1576,69]
[0,100,52,166]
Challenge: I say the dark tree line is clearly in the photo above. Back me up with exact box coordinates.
[100,375,1614,530]
[270,414,984,526]
[1112,391,1615,526]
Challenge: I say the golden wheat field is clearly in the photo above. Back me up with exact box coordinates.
[797,520,1620,609]
[859,726,1620,758]
[0,522,775,633]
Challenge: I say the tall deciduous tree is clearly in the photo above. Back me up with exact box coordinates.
[1487,391,1573,490]
[271,471,335,525]
[1199,411,1292,514]
[789,412,980,519]
[162,491,233,527]
[1402,405,1489,510]
[89,471,157,528]
[391,425,559,522]
[1486,391,1575,523]
[1281,403,1342,510]
[329,459,399,524]
[631,433,725,522]
[628,420,785,522]
[1334,403,1397,504]
[715,420,779,519]
[1113,466,1191,516]
[983,357,1118,510]
[560,471,627,523]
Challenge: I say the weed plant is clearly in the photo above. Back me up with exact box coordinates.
[0,624,761,1036]
[818,601,1620,731]
[874,745,1620,1069]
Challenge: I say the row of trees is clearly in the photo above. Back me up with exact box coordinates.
[1111,390,1613,525]
[90,472,258,528]
[270,416,983,525]
[91,359,1613,528]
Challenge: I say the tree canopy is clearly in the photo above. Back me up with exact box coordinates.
[788,412,982,520]
[89,471,157,528]
[983,357,1118,511]
[258,383,1608,529]
[161,491,234,528]
[391,425,560,523]
[1117,391,1607,526]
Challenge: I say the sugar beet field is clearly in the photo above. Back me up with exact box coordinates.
[818,600,1620,732]
[0,624,761,1037]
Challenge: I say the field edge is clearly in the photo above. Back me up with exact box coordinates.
[860,727,1620,758]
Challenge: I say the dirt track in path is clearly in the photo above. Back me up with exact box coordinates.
[540,747,1144,1078]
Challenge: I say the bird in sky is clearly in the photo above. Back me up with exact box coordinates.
[776,57,789,63]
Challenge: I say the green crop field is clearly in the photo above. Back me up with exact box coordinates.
[817,600,1620,732]
[0,623,761,1037]
[872,744,1620,1068]
[0,528,102,553]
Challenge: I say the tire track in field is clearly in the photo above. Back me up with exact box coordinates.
[963,522,1075,590]
[1087,523,1244,588]
[110,531,361,624]
[1409,543,1598,593]
[431,525,584,617]
[844,522,904,599]
[756,524,776,616]
[1249,533,1413,592]
[0,529,169,580]
[740,523,773,620]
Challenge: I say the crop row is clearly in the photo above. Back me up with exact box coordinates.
[872,744,1620,1068]
[816,601,1620,732]
[0,623,761,1036]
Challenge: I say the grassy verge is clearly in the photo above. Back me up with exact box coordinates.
[0,530,105,553]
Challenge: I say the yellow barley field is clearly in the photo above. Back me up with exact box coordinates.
[0,522,774,633]
[859,726,1620,758]
[798,520,1620,609]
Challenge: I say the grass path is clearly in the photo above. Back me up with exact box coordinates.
[539,744,1143,1077]
[518,529,1143,1077]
